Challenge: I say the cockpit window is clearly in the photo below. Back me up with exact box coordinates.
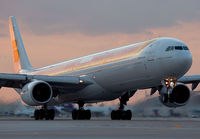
[183,46,189,50]
[165,46,189,51]
[175,46,183,50]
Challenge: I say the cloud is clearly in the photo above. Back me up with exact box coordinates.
[0,20,8,37]
[0,0,200,35]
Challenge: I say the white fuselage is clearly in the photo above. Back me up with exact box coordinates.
[25,37,192,104]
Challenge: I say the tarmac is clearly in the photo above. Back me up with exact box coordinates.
[0,117,200,139]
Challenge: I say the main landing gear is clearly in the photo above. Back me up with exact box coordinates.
[72,102,91,120]
[111,91,135,120]
[34,104,55,120]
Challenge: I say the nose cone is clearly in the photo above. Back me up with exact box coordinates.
[183,51,192,71]
[176,46,192,76]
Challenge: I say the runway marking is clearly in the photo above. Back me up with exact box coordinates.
[175,124,182,128]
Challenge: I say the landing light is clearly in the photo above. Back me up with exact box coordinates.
[79,80,83,83]
[164,77,177,88]
[170,82,175,88]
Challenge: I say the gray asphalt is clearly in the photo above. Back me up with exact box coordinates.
[0,118,200,139]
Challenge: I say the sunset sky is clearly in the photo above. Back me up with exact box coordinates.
[0,0,200,104]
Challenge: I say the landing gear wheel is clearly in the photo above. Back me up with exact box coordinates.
[126,110,132,120]
[48,109,55,120]
[38,109,45,120]
[111,110,120,120]
[34,110,40,120]
[34,109,45,120]
[85,110,91,120]
[111,110,132,120]
[34,108,55,120]
[72,109,91,120]
[72,110,78,120]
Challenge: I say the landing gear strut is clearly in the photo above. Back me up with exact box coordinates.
[72,102,91,120]
[111,91,136,120]
[34,104,55,120]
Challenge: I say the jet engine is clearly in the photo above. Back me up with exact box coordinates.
[159,83,190,107]
[21,80,53,106]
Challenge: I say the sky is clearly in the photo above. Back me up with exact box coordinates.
[0,0,200,104]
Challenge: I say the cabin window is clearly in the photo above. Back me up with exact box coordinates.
[165,46,174,51]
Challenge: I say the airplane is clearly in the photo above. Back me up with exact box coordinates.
[0,16,199,120]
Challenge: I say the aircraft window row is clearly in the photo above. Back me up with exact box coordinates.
[165,46,189,51]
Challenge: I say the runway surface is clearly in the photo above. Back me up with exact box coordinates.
[0,118,200,139]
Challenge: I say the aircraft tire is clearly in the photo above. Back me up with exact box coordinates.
[111,110,120,120]
[72,110,78,120]
[111,110,132,120]
[72,109,91,120]
[126,110,132,120]
[34,110,40,120]
[85,110,91,120]
[49,109,55,120]
[34,109,55,120]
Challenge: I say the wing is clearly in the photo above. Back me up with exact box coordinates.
[0,73,92,93]
[178,75,200,90]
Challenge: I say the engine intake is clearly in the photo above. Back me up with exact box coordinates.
[159,83,190,107]
[32,82,52,102]
[21,80,53,106]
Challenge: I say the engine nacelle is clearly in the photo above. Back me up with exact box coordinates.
[159,83,190,107]
[21,80,53,106]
